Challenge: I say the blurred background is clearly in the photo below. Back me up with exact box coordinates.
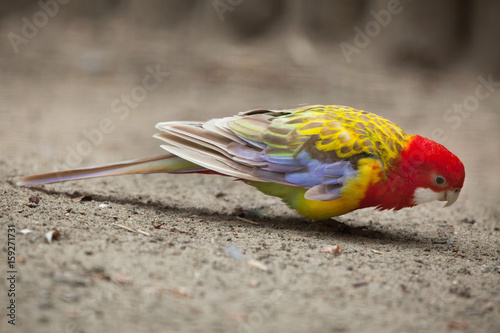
[1,0,499,207]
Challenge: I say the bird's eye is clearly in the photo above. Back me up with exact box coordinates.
[434,175,446,186]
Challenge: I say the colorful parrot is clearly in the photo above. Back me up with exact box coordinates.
[17,105,465,220]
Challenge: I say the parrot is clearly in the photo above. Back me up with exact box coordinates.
[17,105,465,220]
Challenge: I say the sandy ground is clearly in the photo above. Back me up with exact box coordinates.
[1,21,500,333]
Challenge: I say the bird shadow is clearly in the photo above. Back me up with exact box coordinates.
[15,184,441,250]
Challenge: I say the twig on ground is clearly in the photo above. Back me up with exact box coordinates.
[111,223,151,237]
[235,216,259,225]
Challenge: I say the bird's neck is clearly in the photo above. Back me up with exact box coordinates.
[360,168,416,210]
[359,136,421,210]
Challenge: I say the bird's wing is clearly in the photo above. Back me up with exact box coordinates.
[155,105,410,201]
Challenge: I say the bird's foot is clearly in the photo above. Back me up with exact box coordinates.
[307,218,351,233]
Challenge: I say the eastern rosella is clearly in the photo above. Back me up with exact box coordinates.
[18,105,465,220]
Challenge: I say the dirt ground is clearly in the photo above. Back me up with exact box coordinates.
[1,18,500,333]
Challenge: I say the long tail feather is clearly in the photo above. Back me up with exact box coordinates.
[17,154,203,186]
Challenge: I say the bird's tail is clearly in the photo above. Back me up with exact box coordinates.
[16,154,204,186]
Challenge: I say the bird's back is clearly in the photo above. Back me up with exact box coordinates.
[231,105,412,175]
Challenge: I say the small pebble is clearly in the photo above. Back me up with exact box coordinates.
[29,196,40,204]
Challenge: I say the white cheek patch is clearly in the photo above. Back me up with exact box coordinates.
[413,188,445,205]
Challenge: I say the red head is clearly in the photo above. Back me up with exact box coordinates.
[361,135,465,210]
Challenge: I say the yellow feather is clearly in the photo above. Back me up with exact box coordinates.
[289,105,410,170]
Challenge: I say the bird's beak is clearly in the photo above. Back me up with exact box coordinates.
[439,189,461,207]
